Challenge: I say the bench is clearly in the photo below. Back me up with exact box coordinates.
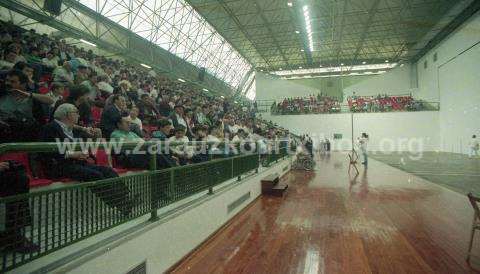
[261,173,288,197]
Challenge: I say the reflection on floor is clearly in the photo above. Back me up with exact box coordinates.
[170,152,480,274]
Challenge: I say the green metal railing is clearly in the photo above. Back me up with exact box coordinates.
[0,141,286,272]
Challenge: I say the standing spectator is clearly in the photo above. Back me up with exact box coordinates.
[469,135,479,158]
[358,133,369,166]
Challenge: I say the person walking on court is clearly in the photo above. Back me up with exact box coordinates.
[469,135,479,158]
[358,133,369,166]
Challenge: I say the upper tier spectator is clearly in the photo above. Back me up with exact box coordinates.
[53,61,74,84]
[100,94,126,139]
[0,70,54,141]
[46,82,64,107]
[42,51,59,69]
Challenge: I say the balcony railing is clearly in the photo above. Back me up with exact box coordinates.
[0,141,290,272]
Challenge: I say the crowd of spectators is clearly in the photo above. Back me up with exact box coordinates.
[271,94,341,115]
[347,93,429,112]
[0,21,290,252]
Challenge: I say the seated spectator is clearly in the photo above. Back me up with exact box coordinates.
[53,85,94,128]
[42,51,59,69]
[157,95,172,118]
[74,65,89,85]
[0,48,17,70]
[0,160,39,253]
[168,125,193,165]
[40,103,135,216]
[46,82,64,107]
[12,62,37,92]
[53,61,74,84]
[0,70,54,141]
[129,106,143,137]
[100,94,127,139]
[137,94,159,125]
[170,104,187,128]
[152,118,173,140]
[81,74,98,101]
[110,114,149,168]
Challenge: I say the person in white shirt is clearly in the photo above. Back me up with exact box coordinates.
[129,106,143,131]
[42,51,59,68]
[469,135,479,158]
[358,133,369,166]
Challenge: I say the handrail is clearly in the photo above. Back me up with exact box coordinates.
[0,140,266,155]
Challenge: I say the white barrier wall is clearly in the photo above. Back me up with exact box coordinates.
[261,111,440,152]
[416,10,480,154]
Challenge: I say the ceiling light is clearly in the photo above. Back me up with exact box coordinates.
[299,66,302,69]
[301,49,304,52]
[279,68,283,70]
[234,101,238,103]
[221,95,225,98]
[303,5,314,52]
[362,61,367,64]
[385,60,389,63]
[202,88,209,92]
[80,39,96,47]
[287,2,293,7]
[140,63,151,69]
[178,78,186,83]
[341,63,344,66]
[295,30,300,34]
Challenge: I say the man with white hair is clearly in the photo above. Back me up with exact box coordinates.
[40,103,134,216]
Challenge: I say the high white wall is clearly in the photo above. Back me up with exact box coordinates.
[343,64,417,100]
[255,72,322,101]
[416,10,480,153]
[256,65,418,103]
[261,111,439,152]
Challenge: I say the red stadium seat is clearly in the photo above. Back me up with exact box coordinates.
[0,152,53,188]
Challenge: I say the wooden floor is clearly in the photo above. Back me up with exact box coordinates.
[170,152,480,274]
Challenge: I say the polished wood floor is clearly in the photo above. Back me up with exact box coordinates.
[170,152,480,274]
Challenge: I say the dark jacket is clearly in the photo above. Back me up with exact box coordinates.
[40,121,84,177]
[100,105,122,139]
